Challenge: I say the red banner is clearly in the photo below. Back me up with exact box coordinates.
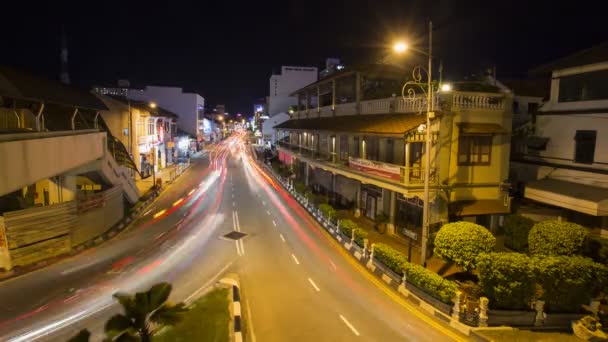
[348,157,401,181]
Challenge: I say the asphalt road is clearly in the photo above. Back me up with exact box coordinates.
[0,133,466,342]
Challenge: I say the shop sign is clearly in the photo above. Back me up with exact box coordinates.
[348,157,401,181]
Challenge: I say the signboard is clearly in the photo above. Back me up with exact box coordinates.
[402,228,418,240]
[348,157,401,181]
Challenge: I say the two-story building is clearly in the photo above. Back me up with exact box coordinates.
[511,42,608,234]
[275,64,514,241]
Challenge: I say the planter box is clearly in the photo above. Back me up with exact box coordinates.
[545,313,585,328]
[405,282,453,315]
[487,309,535,326]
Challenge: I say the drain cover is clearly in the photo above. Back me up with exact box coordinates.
[223,231,247,240]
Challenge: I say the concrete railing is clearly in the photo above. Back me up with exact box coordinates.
[360,98,392,114]
[451,92,505,110]
[100,151,140,204]
[319,106,333,117]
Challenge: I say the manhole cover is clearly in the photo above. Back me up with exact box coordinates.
[223,231,247,240]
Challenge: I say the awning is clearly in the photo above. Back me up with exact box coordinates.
[525,178,608,216]
[459,123,508,135]
[526,136,550,150]
[450,199,511,217]
[274,114,426,135]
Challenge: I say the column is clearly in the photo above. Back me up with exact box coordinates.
[355,72,361,114]
[331,79,336,112]
[331,173,336,203]
[304,163,310,187]
[404,141,411,183]
[355,181,362,218]
[317,86,321,114]
[387,191,397,235]
[361,138,367,160]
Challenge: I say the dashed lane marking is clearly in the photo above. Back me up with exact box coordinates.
[307,278,320,292]
[339,314,360,336]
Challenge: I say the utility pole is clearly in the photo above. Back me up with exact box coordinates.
[420,21,433,267]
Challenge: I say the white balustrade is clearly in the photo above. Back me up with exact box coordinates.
[335,102,357,116]
[360,99,392,114]
[452,92,504,110]
[319,106,333,117]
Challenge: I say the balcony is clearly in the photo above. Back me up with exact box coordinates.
[276,141,436,187]
[295,91,505,118]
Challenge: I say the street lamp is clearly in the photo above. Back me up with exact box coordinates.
[149,102,157,109]
[395,21,434,267]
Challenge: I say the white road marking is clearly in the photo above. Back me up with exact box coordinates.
[279,234,286,242]
[308,278,320,292]
[233,201,236,206]
[329,260,337,271]
[266,210,270,215]
[185,260,236,303]
[291,254,300,265]
[262,201,266,206]
[232,194,234,198]
[339,314,360,336]
[233,211,245,256]
[245,298,257,342]
[143,208,153,216]
[272,220,276,227]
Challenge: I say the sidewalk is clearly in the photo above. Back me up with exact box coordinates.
[135,161,191,196]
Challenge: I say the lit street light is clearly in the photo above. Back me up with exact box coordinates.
[149,102,157,108]
[393,41,408,53]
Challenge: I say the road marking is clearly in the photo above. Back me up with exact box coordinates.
[188,189,196,196]
[339,314,360,336]
[172,198,184,207]
[307,278,320,292]
[329,260,337,271]
[291,254,300,265]
[245,298,257,342]
[272,220,276,227]
[233,211,245,256]
[279,234,285,242]
[153,209,167,219]
[143,208,153,216]
[266,210,270,215]
[262,201,266,206]
[232,194,234,198]
[185,260,236,303]
[233,201,236,206]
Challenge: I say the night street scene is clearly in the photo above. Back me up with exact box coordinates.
[1,1,608,341]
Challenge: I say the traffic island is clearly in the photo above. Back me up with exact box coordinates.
[154,286,231,342]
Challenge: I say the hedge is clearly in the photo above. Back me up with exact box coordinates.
[477,253,536,310]
[503,215,535,252]
[318,203,336,220]
[374,243,457,304]
[294,182,306,195]
[535,255,608,312]
[528,221,588,256]
[338,219,367,247]
[433,221,496,271]
[583,235,608,265]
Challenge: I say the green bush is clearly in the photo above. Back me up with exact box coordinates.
[433,221,496,271]
[536,255,608,312]
[477,253,536,310]
[294,182,306,195]
[338,219,367,247]
[528,221,588,256]
[374,243,457,304]
[319,203,336,220]
[503,215,535,252]
[315,194,329,205]
[583,235,608,265]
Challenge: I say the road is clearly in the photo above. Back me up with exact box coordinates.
[0,133,466,341]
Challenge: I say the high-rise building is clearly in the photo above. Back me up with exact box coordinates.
[268,66,318,116]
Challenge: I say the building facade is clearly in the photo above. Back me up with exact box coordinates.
[268,66,318,116]
[275,64,513,241]
[511,43,608,233]
[128,86,204,141]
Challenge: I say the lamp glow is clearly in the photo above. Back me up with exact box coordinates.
[393,42,408,53]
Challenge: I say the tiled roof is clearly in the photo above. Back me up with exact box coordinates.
[0,65,107,111]
[274,114,426,135]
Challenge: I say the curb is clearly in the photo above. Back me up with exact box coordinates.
[220,274,243,342]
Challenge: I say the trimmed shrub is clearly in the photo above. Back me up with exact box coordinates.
[528,221,588,256]
[374,243,457,304]
[294,182,306,195]
[433,221,496,271]
[318,203,336,220]
[503,215,535,252]
[338,219,367,247]
[477,253,536,310]
[315,194,329,205]
[536,255,608,312]
[583,235,608,265]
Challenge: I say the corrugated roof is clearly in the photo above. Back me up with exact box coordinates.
[0,65,107,111]
[532,41,608,74]
[274,114,426,135]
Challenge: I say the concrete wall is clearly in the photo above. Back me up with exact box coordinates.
[262,112,290,143]
[128,86,204,137]
[0,131,105,197]
[268,66,318,115]
[73,186,123,246]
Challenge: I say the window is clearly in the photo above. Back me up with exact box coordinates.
[365,136,380,161]
[528,102,539,114]
[458,135,493,165]
[574,130,597,164]
[353,137,360,158]
[559,69,608,102]
[513,101,519,113]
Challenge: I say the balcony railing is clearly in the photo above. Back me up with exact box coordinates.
[452,92,505,110]
[360,99,392,114]
[276,141,436,186]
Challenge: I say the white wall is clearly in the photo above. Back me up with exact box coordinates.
[262,112,290,143]
[268,66,318,116]
[128,86,204,138]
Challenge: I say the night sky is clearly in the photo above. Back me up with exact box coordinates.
[2,0,606,115]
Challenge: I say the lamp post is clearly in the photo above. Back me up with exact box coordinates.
[393,21,434,267]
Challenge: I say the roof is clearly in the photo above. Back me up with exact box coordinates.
[450,199,511,216]
[525,178,608,216]
[0,65,107,111]
[105,95,178,118]
[532,41,608,74]
[501,79,550,99]
[290,64,407,96]
[274,114,426,135]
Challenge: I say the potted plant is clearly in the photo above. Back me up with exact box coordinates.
[375,212,389,234]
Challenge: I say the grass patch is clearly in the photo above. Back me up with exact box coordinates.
[477,328,579,342]
[154,287,230,342]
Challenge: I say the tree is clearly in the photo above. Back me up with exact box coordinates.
[477,253,536,310]
[502,215,535,252]
[528,220,588,256]
[67,329,91,342]
[433,221,496,271]
[105,282,188,342]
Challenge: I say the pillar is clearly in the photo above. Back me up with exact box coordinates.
[361,138,367,160]
[304,163,310,187]
[331,79,336,111]
[330,135,336,163]
[478,297,489,327]
[317,86,321,114]
[387,191,397,235]
[355,181,362,217]
[355,72,361,114]
[404,141,411,183]
[331,173,336,202]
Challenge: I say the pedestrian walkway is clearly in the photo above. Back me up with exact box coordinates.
[135,161,191,196]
